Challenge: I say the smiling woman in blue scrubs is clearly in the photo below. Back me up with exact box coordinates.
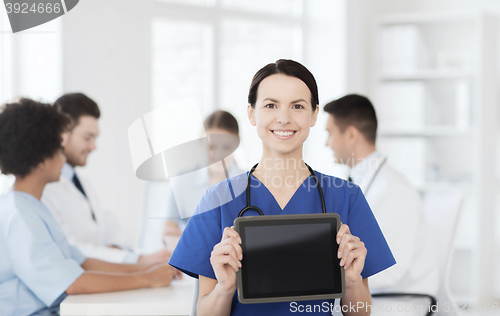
[169,59,396,316]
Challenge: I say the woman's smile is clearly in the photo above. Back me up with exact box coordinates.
[271,129,297,139]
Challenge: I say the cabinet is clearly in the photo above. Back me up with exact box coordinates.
[371,13,498,302]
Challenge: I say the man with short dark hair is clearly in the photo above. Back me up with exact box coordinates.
[42,93,169,265]
[324,94,438,295]
[0,98,174,316]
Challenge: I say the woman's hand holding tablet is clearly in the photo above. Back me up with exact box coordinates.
[234,213,345,304]
[336,223,367,287]
[210,226,243,293]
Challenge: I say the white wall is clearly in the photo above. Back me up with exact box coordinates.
[0,9,63,103]
[304,0,349,178]
[61,0,153,244]
[0,9,63,194]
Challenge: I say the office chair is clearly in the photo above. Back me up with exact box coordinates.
[371,189,464,316]
[191,278,199,316]
[421,189,464,316]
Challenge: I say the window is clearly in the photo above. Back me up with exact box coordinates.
[220,0,299,16]
[0,10,14,193]
[151,0,304,163]
[0,8,14,104]
[156,0,212,6]
[152,19,210,112]
[0,8,63,193]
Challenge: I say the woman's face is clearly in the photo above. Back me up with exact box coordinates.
[247,74,318,156]
[207,127,237,159]
[206,127,238,173]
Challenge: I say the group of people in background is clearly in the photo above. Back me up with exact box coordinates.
[0,97,176,316]
[0,59,437,316]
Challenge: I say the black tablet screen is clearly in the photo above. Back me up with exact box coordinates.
[240,217,341,299]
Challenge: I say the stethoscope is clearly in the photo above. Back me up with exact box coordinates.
[358,157,388,195]
[238,162,326,217]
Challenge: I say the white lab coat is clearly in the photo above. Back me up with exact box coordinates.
[350,151,439,295]
[41,163,138,263]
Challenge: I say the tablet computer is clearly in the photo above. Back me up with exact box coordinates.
[234,213,345,304]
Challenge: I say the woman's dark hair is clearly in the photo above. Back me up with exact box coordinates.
[55,93,100,127]
[248,59,319,110]
[204,110,239,136]
[323,94,378,144]
[0,98,70,177]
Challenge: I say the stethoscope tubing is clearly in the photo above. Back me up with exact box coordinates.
[238,162,326,217]
[363,157,388,195]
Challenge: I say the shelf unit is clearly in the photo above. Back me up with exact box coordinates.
[370,13,498,303]
[379,69,476,81]
[378,126,472,138]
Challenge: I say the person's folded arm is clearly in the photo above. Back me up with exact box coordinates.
[66,263,174,294]
[69,239,135,263]
[81,258,149,273]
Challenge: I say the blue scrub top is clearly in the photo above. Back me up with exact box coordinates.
[0,191,86,316]
[169,171,396,315]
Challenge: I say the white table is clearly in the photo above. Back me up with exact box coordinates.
[60,278,194,316]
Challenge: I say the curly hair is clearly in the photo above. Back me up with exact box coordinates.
[0,98,71,177]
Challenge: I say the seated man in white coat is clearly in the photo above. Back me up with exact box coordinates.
[324,94,438,295]
[42,93,168,264]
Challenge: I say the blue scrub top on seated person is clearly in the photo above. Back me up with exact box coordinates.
[169,171,396,315]
[0,191,86,316]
